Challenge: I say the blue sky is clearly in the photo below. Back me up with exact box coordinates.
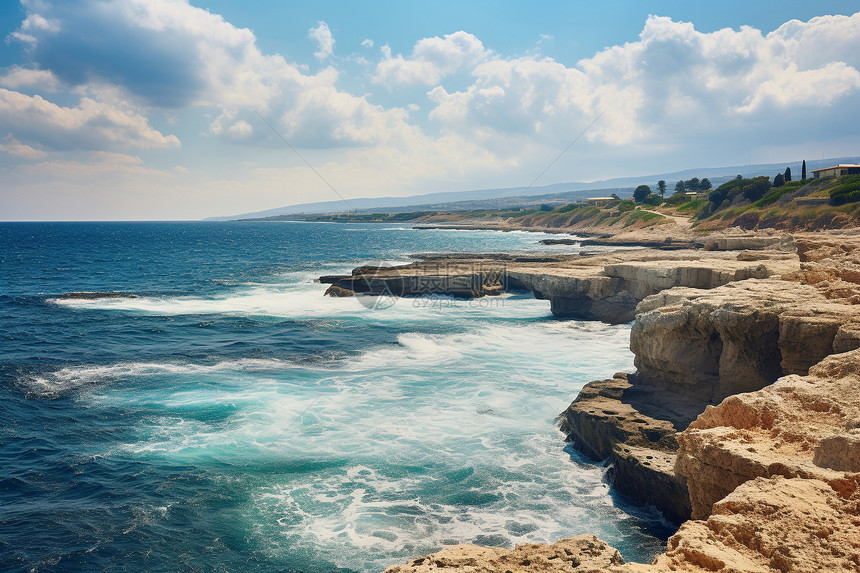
[2,1,859,220]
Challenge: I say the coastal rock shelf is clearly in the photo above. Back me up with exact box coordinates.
[382,233,860,573]
[321,246,798,324]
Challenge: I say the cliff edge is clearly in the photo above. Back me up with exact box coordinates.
[383,233,860,573]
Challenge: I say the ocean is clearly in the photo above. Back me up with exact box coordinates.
[0,222,671,572]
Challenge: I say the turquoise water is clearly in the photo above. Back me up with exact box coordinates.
[0,222,669,572]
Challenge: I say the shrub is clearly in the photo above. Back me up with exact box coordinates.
[664,192,691,206]
[676,200,705,212]
[742,177,772,202]
[616,200,636,212]
[829,175,860,205]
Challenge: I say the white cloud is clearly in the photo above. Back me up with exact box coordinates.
[309,21,335,61]
[10,1,417,150]
[374,31,490,86]
[0,88,180,151]
[0,66,60,91]
[361,38,374,48]
[4,3,860,221]
[0,135,48,159]
[426,13,860,148]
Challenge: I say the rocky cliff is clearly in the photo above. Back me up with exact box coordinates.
[384,234,860,573]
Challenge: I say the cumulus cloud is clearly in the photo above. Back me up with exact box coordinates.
[0,134,48,159]
[0,66,60,91]
[10,0,416,149]
[4,2,860,221]
[374,31,490,86]
[425,13,860,148]
[0,88,180,151]
[309,21,335,60]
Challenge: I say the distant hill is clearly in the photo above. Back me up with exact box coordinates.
[206,156,860,220]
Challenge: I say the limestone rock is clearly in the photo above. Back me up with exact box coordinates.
[675,347,860,519]
[647,476,860,573]
[632,279,860,403]
[323,246,798,324]
[382,534,625,573]
[324,284,355,297]
[558,374,700,523]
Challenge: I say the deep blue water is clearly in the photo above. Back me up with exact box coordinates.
[0,222,670,572]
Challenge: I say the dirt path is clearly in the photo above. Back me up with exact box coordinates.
[640,208,694,229]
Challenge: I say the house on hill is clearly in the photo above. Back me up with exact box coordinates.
[811,164,860,178]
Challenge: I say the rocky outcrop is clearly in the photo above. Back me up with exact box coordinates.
[675,347,860,520]
[558,374,697,524]
[324,249,797,324]
[558,239,860,529]
[630,278,859,403]
[382,534,625,573]
[383,235,860,573]
[646,475,860,573]
[702,235,794,251]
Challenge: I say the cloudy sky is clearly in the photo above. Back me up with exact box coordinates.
[2,1,859,220]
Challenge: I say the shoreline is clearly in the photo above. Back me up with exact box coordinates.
[321,228,860,572]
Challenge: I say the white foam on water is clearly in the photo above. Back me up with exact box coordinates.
[24,358,291,397]
[51,287,660,570]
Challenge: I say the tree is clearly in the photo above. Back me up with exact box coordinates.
[633,185,652,203]
[540,204,552,211]
[657,180,667,197]
[700,178,712,191]
[784,167,792,182]
[743,176,772,202]
[802,160,807,180]
[773,173,785,187]
[686,177,700,191]
[736,174,743,180]
[674,180,687,194]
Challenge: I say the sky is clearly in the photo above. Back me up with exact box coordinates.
[1,1,860,221]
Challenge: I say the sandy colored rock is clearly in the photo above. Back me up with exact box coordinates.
[382,534,625,573]
[632,278,860,403]
[383,234,860,573]
[645,476,860,573]
[675,347,860,519]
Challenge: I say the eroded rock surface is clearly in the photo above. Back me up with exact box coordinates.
[676,347,860,519]
[382,535,625,573]
[558,373,698,523]
[631,278,860,403]
[646,476,860,573]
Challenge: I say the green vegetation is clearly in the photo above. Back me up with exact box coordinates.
[773,173,785,187]
[257,168,859,233]
[633,185,651,203]
[622,210,664,227]
[676,200,705,212]
[829,175,860,205]
[617,200,636,212]
[753,180,805,207]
